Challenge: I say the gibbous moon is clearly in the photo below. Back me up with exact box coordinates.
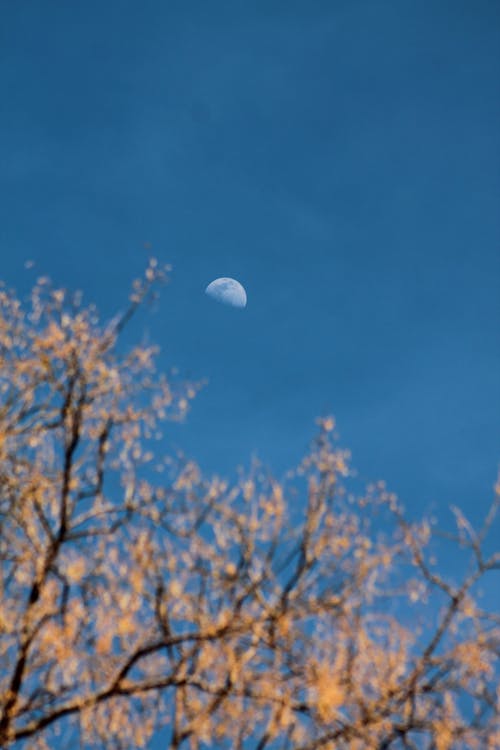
[205,277,247,308]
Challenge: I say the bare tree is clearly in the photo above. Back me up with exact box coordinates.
[0,263,498,749]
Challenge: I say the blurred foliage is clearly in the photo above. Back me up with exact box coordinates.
[0,262,498,749]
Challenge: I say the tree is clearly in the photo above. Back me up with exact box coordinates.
[0,262,499,750]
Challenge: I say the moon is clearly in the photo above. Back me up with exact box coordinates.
[205,277,247,308]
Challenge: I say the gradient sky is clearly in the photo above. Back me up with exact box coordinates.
[1,0,499,540]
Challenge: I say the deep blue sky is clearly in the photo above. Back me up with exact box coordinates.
[1,1,499,534]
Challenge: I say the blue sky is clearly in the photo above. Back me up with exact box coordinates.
[1,0,499,536]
